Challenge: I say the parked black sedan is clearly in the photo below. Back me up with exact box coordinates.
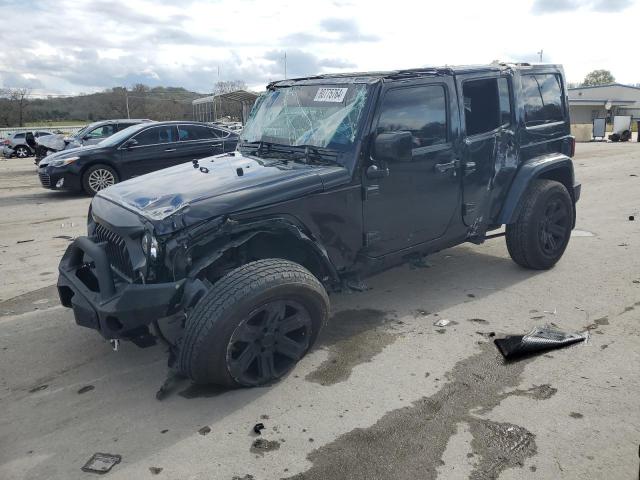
[38,121,239,195]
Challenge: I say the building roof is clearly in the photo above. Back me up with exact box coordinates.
[192,89,259,105]
[568,83,640,91]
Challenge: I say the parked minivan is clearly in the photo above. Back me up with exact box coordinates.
[38,121,239,194]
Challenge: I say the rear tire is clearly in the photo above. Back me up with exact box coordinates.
[178,259,330,387]
[82,164,118,195]
[506,179,574,270]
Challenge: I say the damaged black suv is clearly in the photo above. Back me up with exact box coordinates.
[58,63,580,387]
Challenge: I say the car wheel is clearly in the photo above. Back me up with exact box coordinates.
[506,179,574,270]
[82,164,118,195]
[178,259,330,386]
[15,146,30,158]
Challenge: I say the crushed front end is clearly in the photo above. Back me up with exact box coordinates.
[56,197,188,347]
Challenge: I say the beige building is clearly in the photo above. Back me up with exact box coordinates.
[568,83,640,124]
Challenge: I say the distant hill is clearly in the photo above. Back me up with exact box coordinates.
[23,86,202,124]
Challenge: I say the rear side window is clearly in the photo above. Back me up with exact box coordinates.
[14,133,25,139]
[134,126,178,146]
[178,125,217,141]
[522,74,564,126]
[377,85,447,148]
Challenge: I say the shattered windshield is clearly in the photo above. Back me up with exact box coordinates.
[240,84,369,153]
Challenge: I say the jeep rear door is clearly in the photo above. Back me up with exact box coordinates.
[363,77,462,256]
[456,72,517,228]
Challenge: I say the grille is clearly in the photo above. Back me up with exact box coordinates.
[39,172,51,187]
[93,223,135,280]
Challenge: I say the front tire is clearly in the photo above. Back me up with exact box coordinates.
[178,259,330,387]
[506,179,574,270]
[82,164,118,195]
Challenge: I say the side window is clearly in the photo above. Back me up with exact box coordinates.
[498,77,512,126]
[117,123,137,131]
[87,125,116,138]
[36,131,52,137]
[133,126,178,146]
[14,133,25,139]
[213,128,231,138]
[177,125,217,141]
[377,85,447,148]
[462,78,500,136]
[522,74,564,126]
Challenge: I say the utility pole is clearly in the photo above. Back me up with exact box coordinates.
[284,51,287,79]
[125,89,130,119]
[537,49,543,62]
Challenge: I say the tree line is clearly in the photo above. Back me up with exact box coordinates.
[0,80,249,127]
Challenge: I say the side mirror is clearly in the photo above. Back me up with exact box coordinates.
[373,131,412,163]
[123,138,138,149]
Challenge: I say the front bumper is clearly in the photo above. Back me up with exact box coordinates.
[38,166,82,191]
[57,236,184,341]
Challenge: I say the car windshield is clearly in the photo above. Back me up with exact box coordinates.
[240,84,369,153]
[98,123,146,147]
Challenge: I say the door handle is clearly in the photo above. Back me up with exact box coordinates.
[434,160,459,175]
[211,143,222,147]
[164,148,176,152]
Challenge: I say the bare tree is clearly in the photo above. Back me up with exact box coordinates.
[214,80,248,94]
[0,87,31,126]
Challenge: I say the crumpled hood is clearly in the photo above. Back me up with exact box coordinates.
[96,151,350,233]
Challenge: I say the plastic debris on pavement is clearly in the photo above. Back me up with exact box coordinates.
[81,453,122,474]
[433,319,450,327]
[494,325,588,360]
[253,423,265,434]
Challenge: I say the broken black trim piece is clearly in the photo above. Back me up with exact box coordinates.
[494,325,587,360]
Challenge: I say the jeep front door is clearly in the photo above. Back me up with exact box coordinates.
[363,79,462,257]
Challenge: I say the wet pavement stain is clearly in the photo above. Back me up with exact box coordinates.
[286,344,545,480]
[467,420,536,479]
[251,438,280,455]
[569,412,584,419]
[305,309,399,386]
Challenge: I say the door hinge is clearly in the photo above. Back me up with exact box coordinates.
[462,203,476,216]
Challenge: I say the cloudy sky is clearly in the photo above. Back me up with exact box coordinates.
[0,0,638,95]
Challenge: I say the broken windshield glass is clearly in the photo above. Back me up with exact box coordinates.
[240,84,369,153]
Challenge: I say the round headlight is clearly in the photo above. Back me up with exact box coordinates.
[141,232,159,260]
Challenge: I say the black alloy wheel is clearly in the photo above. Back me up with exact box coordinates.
[227,299,312,385]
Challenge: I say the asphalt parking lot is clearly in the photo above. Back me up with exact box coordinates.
[0,143,639,480]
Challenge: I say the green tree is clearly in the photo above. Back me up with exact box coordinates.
[582,70,615,86]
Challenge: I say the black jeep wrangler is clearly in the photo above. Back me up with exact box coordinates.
[58,63,580,387]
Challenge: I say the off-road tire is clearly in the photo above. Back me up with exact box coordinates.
[506,179,574,270]
[178,259,330,386]
[82,164,118,196]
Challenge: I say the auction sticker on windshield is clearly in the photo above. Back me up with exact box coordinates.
[314,87,348,103]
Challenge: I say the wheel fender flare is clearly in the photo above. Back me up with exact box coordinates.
[184,216,340,285]
[498,154,575,225]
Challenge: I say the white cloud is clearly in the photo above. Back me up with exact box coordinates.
[0,0,638,95]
